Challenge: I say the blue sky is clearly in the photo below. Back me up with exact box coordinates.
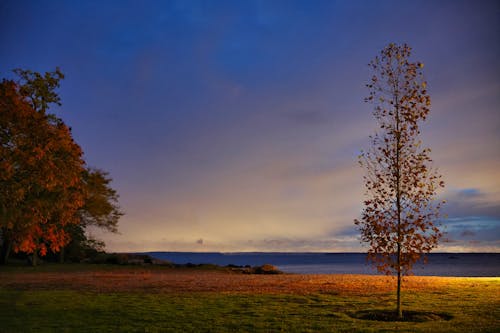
[1,0,499,252]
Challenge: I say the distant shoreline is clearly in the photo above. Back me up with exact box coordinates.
[142,252,500,277]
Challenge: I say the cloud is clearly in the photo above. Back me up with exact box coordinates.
[460,230,476,237]
[248,236,359,252]
[430,187,500,251]
[439,216,500,252]
[443,188,500,219]
[7,1,498,253]
[104,235,362,253]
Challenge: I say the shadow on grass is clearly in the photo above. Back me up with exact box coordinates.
[349,309,453,322]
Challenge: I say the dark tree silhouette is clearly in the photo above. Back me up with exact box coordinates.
[59,168,123,263]
[79,168,122,233]
[355,43,444,319]
[13,67,64,114]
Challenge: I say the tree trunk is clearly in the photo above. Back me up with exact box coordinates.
[59,247,65,263]
[395,89,403,320]
[0,239,12,265]
[0,228,12,265]
[31,251,38,267]
[397,268,402,318]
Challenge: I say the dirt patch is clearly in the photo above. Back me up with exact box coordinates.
[350,309,453,322]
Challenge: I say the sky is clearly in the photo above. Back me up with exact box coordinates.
[1,0,499,253]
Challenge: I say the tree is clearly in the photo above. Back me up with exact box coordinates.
[0,79,86,265]
[60,168,123,262]
[79,168,122,233]
[354,43,444,319]
[1,68,123,265]
[13,67,64,115]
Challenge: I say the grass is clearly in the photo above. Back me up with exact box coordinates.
[0,264,499,332]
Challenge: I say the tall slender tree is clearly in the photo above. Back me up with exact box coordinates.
[355,43,444,319]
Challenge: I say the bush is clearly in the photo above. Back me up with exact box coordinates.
[252,264,283,274]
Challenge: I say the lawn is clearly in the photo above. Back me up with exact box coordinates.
[0,264,498,332]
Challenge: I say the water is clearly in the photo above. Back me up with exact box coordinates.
[146,252,500,277]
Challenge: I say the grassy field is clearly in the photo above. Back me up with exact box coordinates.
[0,264,498,332]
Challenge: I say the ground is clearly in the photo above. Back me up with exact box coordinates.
[0,264,499,332]
[0,265,459,294]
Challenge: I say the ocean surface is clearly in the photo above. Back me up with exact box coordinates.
[147,252,500,277]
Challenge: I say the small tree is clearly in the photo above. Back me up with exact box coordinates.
[355,43,444,319]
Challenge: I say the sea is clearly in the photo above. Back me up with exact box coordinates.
[146,252,500,277]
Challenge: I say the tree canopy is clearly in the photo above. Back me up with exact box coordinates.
[13,67,64,114]
[79,168,123,233]
[0,79,85,262]
[0,68,122,265]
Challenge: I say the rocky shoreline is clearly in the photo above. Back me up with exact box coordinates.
[86,252,284,274]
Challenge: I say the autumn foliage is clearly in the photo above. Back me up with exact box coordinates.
[1,68,122,265]
[0,79,86,260]
[355,43,444,317]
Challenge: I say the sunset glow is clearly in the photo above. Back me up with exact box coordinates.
[1,1,498,253]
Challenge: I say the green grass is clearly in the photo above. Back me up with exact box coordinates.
[0,265,498,332]
[1,288,498,332]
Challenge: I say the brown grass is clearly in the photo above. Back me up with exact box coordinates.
[1,266,494,295]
